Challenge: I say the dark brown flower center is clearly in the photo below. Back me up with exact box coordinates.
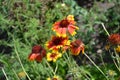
[52,78,57,80]
[32,45,42,53]
[50,53,57,58]
[53,38,62,45]
[60,19,69,28]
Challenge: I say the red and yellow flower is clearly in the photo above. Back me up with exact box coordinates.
[70,39,85,55]
[28,45,46,62]
[52,15,79,37]
[108,34,120,45]
[47,52,62,62]
[46,36,70,51]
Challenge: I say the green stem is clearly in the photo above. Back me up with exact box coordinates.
[14,45,31,80]
[101,23,110,36]
[54,63,58,75]
[2,68,9,80]
[113,59,120,72]
[100,54,106,69]
[74,63,91,80]
[84,53,108,80]
[12,69,20,80]
[45,59,55,75]
[114,49,120,66]
[110,51,120,72]
[65,51,72,67]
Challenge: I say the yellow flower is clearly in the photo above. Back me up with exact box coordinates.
[108,70,116,77]
[47,52,62,62]
[47,75,62,80]
[115,45,120,53]
[18,71,26,78]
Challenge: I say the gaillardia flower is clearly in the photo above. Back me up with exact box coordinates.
[108,34,120,45]
[46,36,70,51]
[52,15,79,36]
[28,45,46,62]
[70,39,85,55]
[47,52,62,62]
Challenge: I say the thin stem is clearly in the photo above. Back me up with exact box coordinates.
[114,49,120,66]
[12,69,20,80]
[14,45,31,80]
[75,64,91,80]
[101,23,110,36]
[45,59,55,75]
[110,52,120,72]
[54,63,58,75]
[113,59,120,72]
[84,53,108,80]
[63,54,70,66]
[100,54,106,69]
[2,68,9,80]
[65,51,72,67]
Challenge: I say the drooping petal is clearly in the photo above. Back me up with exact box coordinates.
[70,39,85,56]
[28,53,39,61]
[61,28,67,37]
[68,25,76,36]
[35,54,42,62]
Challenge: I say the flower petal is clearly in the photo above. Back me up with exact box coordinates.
[35,54,42,62]
[28,53,39,61]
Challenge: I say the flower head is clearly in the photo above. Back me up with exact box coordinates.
[70,39,85,55]
[28,45,46,62]
[46,36,70,51]
[108,34,120,45]
[52,15,78,36]
[47,52,62,62]
[115,45,120,53]
[107,70,116,77]
[18,71,26,78]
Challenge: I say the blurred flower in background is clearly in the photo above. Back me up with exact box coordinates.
[108,34,120,45]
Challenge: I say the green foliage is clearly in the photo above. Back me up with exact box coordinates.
[0,0,120,80]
